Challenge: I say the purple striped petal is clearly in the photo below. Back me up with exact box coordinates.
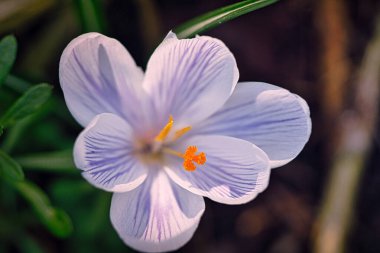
[142,32,239,133]
[165,135,270,205]
[74,113,147,192]
[110,170,205,252]
[194,82,312,168]
[59,33,144,127]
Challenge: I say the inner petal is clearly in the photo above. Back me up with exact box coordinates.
[165,135,271,205]
[142,33,239,131]
[74,113,148,192]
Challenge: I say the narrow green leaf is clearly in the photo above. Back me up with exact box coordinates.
[0,116,33,153]
[42,208,74,238]
[0,150,24,181]
[74,0,106,33]
[0,35,17,86]
[4,74,31,93]
[0,83,52,127]
[14,181,73,238]
[174,0,279,39]
[19,234,46,253]
[15,149,77,173]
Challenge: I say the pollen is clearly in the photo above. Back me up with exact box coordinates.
[174,126,192,141]
[155,115,174,142]
[183,146,207,171]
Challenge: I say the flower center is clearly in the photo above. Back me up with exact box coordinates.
[152,115,206,172]
[154,115,192,142]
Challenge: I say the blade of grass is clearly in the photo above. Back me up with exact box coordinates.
[14,180,73,238]
[174,0,279,39]
[74,0,106,33]
[4,74,31,93]
[15,149,77,173]
[0,150,24,181]
[0,83,52,128]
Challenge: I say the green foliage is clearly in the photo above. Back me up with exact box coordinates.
[0,150,24,181]
[174,0,279,39]
[0,34,72,244]
[0,35,17,86]
[4,74,31,93]
[0,83,52,128]
[15,181,73,238]
[16,149,76,173]
[74,0,106,33]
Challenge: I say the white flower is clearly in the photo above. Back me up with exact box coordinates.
[59,31,311,252]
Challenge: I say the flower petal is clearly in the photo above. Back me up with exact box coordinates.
[74,113,147,192]
[142,32,239,132]
[165,135,270,205]
[194,82,312,168]
[156,31,178,48]
[110,170,205,253]
[59,33,144,127]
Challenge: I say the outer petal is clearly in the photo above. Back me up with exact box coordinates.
[155,31,178,48]
[142,32,239,132]
[165,135,270,205]
[59,33,144,127]
[194,82,312,168]
[110,170,205,253]
[74,113,147,192]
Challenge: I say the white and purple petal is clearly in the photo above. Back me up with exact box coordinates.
[165,135,270,205]
[194,82,312,168]
[74,113,147,192]
[59,33,144,127]
[110,170,205,253]
[142,32,239,133]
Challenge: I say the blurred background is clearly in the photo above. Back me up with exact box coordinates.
[0,0,380,252]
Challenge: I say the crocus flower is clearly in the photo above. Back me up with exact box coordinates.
[59,31,311,252]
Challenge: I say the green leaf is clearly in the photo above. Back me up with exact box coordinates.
[0,83,52,127]
[4,74,31,93]
[14,181,73,238]
[0,150,24,181]
[0,35,17,86]
[74,0,106,33]
[15,149,77,173]
[174,0,279,39]
[18,234,46,253]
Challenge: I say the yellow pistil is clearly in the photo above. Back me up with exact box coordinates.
[154,115,174,142]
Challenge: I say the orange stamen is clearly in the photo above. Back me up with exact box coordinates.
[173,126,192,141]
[182,146,207,171]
